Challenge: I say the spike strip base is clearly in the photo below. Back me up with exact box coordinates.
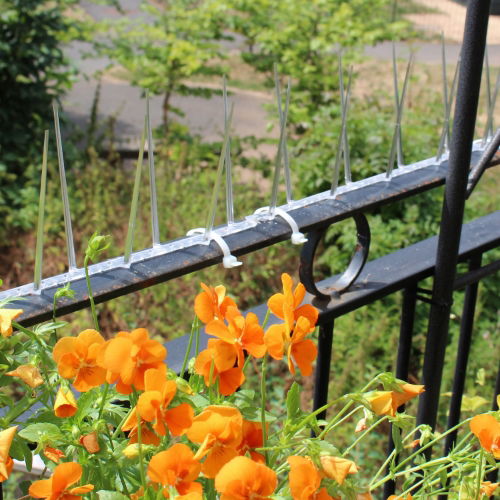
[253,207,307,245]
[186,228,242,269]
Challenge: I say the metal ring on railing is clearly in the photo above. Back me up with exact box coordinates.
[299,213,371,301]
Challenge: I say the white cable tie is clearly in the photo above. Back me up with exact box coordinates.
[186,228,242,269]
[254,206,307,245]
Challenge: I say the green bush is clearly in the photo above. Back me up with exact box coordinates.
[0,0,90,237]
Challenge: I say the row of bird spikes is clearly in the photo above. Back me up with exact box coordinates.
[28,40,500,289]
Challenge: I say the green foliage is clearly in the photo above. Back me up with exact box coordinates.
[231,0,411,121]
[0,0,92,237]
[99,0,230,129]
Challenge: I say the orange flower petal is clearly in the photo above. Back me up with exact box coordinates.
[290,338,317,376]
[6,364,43,388]
[215,456,277,498]
[54,387,78,418]
[202,444,239,478]
[319,456,358,485]
[0,427,17,465]
[43,447,65,464]
[218,366,245,396]
[264,324,286,360]
[52,462,83,492]
[206,319,236,344]
[137,391,163,422]
[79,431,100,454]
[267,293,285,320]
[470,413,500,458]
[0,308,23,337]
[164,403,194,436]
[287,456,322,500]
[28,478,54,498]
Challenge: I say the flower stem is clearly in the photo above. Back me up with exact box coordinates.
[84,255,99,331]
[343,416,388,456]
[261,354,268,463]
[97,382,110,420]
[180,317,199,377]
[135,406,147,490]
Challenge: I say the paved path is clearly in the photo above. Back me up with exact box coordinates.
[62,0,500,147]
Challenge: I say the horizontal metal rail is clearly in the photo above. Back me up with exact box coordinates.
[2,150,499,327]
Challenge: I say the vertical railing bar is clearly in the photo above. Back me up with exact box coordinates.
[416,0,491,437]
[483,68,500,144]
[443,254,482,456]
[205,105,234,236]
[146,91,160,247]
[124,117,147,264]
[33,130,49,290]
[312,319,335,422]
[273,64,293,203]
[223,76,235,225]
[52,102,77,271]
[269,80,290,216]
[383,284,418,498]
[331,66,353,196]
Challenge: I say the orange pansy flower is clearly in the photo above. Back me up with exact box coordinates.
[79,431,100,453]
[121,409,160,446]
[366,383,425,417]
[0,426,17,482]
[148,443,202,498]
[288,455,334,500]
[137,365,193,437]
[54,387,78,418]
[100,328,167,394]
[387,495,412,500]
[480,481,499,497]
[215,455,277,499]
[268,273,318,332]
[238,420,266,463]
[265,316,318,376]
[29,462,93,499]
[0,308,23,337]
[195,339,245,396]
[206,307,266,364]
[187,405,243,478]
[357,494,374,500]
[43,446,65,464]
[470,413,500,459]
[53,329,106,392]
[6,364,43,388]
[319,455,358,485]
[194,283,238,324]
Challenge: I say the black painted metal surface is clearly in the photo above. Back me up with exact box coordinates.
[417,0,492,433]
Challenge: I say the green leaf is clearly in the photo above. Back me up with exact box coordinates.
[286,382,301,420]
[33,321,67,335]
[97,491,129,500]
[391,424,403,454]
[461,395,488,412]
[19,423,64,443]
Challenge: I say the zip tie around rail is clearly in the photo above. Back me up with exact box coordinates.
[254,207,307,245]
[186,228,242,269]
